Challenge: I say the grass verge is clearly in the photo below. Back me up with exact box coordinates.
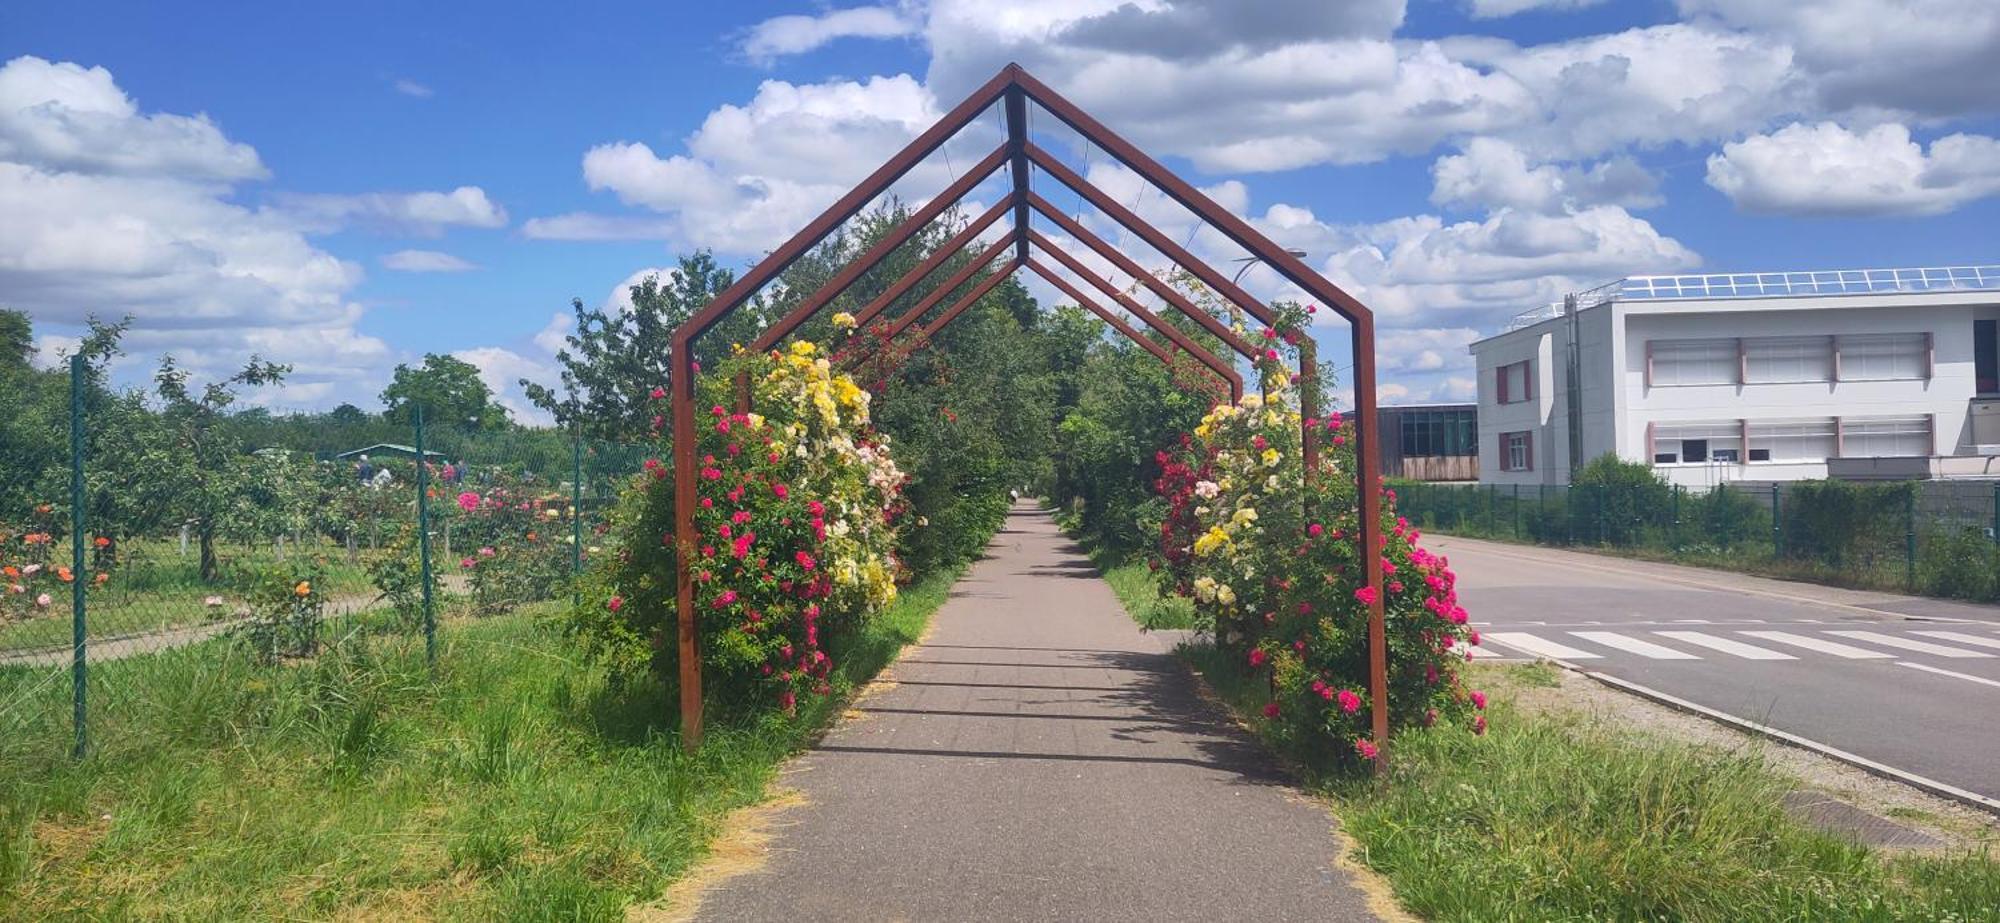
[0,565,964,921]
[1093,547,2000,921]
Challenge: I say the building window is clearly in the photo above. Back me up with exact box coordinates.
[1398,407,1478,458]
[1842,416,1930,457]
[1500,431,1532,471]
[1650,339,1737,386]
[1651,421,1743,464]
[1978,319,1998,395]
[1496,360,1532,404]
[1838,334,1926,381]
[1749,419,1837,462]
[1745,336,1833,383]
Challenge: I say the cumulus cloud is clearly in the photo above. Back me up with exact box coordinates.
[275,185,508,236]
[739,5,920,64]
[381,249,477,272]
[1678,0,2000,118]
[1705,121,2000,216]
[578,74,994,255]
[0,55,265,180]
[1430,138,1659,213]
[452,345,556,425]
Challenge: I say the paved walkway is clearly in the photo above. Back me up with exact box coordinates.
[697,503,1383,922]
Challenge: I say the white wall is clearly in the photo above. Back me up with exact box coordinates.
[1471,326,1559,485]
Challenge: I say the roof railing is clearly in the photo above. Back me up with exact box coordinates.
[1504,264,2000,330]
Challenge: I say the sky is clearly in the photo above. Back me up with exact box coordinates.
[4,0,1998,419]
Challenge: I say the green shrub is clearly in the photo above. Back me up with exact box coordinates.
[1916,525,2000,602]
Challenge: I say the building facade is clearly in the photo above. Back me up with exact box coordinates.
[1468,267,2000,488]
[1377,404,1478,481]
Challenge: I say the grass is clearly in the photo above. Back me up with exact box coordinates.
[0,564,963,920]
[1099,559,1196,630]
[1,536,380,653]
[1087,542,2000,921]
[1181,640,2000,921]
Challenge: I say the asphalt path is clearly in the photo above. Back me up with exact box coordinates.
[1435,534,2000,808]
[696,503,1383,922]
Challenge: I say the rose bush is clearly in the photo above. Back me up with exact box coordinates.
[1,505,110,624]
[1155,342,1485,765]
[569,341,906,714]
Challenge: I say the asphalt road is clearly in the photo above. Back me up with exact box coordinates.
[696,503,1383,922]
[1435,534,2000,807]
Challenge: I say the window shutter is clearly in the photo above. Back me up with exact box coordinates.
[1497,433,1510,471]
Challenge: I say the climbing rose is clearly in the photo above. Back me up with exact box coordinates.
[608,596,623,613]
[1354,739,1379,761]
[1337,689,1361,714]
[1248,648,1267,667]
[1470,690,1487,710]
[1353,586,1379,605]
[456,491,479,512]
[1261,701,1280,719]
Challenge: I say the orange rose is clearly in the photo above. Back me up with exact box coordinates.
[94,536,110,548]
[93,573,108,585]
[2,566,17,579]
[293,581,312,598]
[56,567,73,583]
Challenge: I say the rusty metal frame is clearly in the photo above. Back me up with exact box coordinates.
[667,64,1388,764]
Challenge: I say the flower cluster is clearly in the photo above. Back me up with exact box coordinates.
[586,341,907,714]
[1156,376,1485,763]
[443,478,577,615]
[1,506,110,624]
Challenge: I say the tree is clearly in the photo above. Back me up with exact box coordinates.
[128,355,290,581]
[328,402,370,425]
[522,251,757,440]
[380,353,508,430]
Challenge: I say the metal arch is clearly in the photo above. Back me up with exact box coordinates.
[668,63,1388,763]
[1024,257,1242,403]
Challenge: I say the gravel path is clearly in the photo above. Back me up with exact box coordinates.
[693,502,1386,922]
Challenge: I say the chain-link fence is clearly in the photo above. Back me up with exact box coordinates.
[0,355,645,766]
[1394,478,2000,600]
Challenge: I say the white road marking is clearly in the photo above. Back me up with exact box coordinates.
[1739,631,1893,659]
[1569,631,1700,660]
[1672,619,1712,624]
[1897,662,2000,690]
[1827,631,1993,659]
[1653,631,1794,660]
[1485,632,1599,660]
[1912,631,2000,652]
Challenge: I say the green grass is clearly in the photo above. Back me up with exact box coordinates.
[1100,559,1196,630]
[1,536,380,653]
[0,565,963,920]
[1182,642,2000,921]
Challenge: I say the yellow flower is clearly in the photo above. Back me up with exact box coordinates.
[1269,372,1291,390]
[1240,393,1263,410]
[1192,576,1217,602]
[1260,447,1281,467]
[1231,507,1259,527]
[1193,526,1232,556]
[832,311,857,329]
[1215,584,1236,606]
[746,412,766,429]
[790,340,816,357]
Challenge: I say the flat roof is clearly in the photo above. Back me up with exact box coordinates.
[1503,264,2000,332]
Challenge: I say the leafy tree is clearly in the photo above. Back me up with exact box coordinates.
[381,353,508,430]
[328,402,370,425]
[523,251,760,440]
[125,355,290,581]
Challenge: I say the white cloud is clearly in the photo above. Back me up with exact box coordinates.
[1430,138,1659,213]
[1678,0,2000,118]
[1468,0,1604,17]
[739,6,920,64]
[452,345,556,426]
[1705,121,2000,217]
[381,248,477,272]
[578,74,990,255]
[276,185,508,236]
[520,211,675,240]
[393,78,433,98]
[0,55,265,180]
[604,267,676,315]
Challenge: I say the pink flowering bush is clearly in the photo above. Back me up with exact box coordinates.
[1155,342,1485,765]
[570,341,906,715]
[1,505,110,625]
[442,477,575,614]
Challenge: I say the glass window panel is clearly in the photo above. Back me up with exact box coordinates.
[1745,337,1833,383]
[1840,334,1925,381]
[1651,339,1736,386]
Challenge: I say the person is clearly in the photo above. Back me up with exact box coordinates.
[356,454,375,484]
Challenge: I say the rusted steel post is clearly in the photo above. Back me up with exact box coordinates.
[669,337,703,748]
[733,370,751,415]
[1351,319,1389,768]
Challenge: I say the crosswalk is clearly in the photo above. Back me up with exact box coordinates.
[1477,624,2000,666]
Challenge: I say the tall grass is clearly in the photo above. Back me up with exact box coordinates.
[0,565,962,920]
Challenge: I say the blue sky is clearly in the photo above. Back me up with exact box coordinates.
[4,0,1997,417]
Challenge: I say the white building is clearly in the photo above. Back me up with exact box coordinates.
[1468,266,2000,488]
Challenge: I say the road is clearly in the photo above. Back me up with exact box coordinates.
[1434,535,2000,810]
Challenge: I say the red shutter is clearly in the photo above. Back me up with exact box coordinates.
[1497,365,1510,404]
[1497,433,1510,471]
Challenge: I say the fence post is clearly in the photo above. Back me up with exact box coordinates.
[68,354,87,760]
[414,405,436,669]
[571,435,584,603]
[1671,485,1682,554]
[1771,484,1783,559]
[1905,487,1917,591]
